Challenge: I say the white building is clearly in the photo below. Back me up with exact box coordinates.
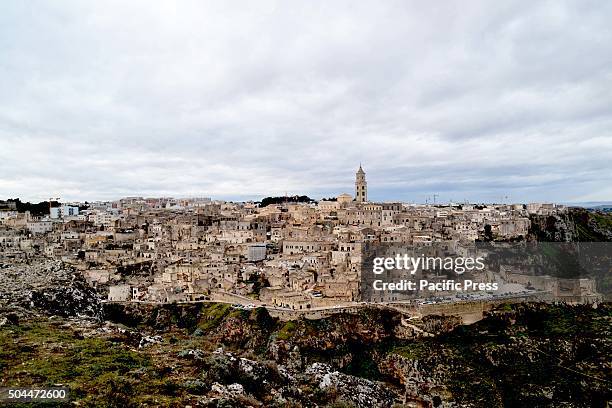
[91,211,118,227]
[108,285,132,301]
[247,243,267,262]
[50,205,80,219]
[26,220,54,234]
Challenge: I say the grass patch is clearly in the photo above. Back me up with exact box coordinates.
[392,342,428,360]
[1,320,151,408]
[276,321,297,340]
[13,334,149,386]
[591,213,612,230]
[197,303,231,331]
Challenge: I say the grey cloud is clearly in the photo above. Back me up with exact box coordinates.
[0,0,611,203]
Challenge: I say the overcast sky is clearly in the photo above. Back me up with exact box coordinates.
[1,1,611,204]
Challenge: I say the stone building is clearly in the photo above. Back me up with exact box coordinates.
[355,165,367,203]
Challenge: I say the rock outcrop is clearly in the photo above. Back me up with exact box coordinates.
[0,259,102,320]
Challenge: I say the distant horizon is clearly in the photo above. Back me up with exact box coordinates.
[3,194,611,208]
[2,165,612,205]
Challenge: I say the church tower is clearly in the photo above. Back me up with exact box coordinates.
[355,164,367,203]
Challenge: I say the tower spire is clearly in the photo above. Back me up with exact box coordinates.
[355,164,367,202]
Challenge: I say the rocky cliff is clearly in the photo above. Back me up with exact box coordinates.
[1,300,610,407]
[529,207,612,242]
[0,259,103,320]
[76,302,611,406]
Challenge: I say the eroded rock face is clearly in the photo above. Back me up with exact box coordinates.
[191,348,402,407]
[528,208,612,242]
[0,259,102,320]
[29,278,102,320]
[305,362,400,407]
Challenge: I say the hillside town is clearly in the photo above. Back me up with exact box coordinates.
[0,167,601,310]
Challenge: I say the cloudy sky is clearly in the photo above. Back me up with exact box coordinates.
[1,1,611,204]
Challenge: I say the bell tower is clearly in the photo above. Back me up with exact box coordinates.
[355,164,367,203]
